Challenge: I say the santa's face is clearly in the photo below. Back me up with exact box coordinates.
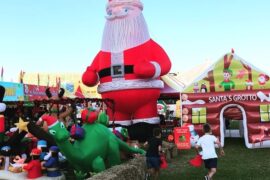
[102,3,150,52]
[106,5,141,21]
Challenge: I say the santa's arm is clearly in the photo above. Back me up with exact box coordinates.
[82,52,100,87]
[150,40,171,76]
[134,40,171,78]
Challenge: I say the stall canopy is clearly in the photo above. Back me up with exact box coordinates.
[160,60,212,99]
[160,74,184,99]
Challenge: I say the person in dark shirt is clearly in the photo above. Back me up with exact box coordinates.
[144,127,162,180]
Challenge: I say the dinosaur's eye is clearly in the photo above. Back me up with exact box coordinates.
[60,122,65,129]
[49,130,56,135]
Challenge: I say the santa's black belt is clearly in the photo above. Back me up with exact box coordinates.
[98,65,134,78]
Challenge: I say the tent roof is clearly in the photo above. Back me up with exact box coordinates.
[160,60,212,97]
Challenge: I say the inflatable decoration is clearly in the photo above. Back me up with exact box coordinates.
[189,154,203,167]
[38,87,73,131]
[23,148,43,179]
[181,49,270,148]
[182,123,199,146]
[0,85,6,143]
[43,146,62,177]
[160,154,168,169]
[82,0,171,142]
[43,109,145,179]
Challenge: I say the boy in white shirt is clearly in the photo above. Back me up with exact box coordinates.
[195,123,225,180]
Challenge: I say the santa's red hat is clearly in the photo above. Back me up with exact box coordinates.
[31,148,41,156]
[106,0,143,11]
[41,115,58,128]
[81,109,98,124]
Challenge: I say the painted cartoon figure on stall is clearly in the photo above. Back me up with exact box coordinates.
[82,0,171,142]
[193,82,200,93]
[258,73,269,88]
[219,68,235,91]
[200,83,207,93]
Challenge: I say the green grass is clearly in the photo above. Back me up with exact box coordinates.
[228,120,240,129]
[160,138,270,180]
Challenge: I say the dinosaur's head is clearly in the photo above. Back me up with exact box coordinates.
[42,115,69,142]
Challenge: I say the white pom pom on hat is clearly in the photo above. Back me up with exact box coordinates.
[106,0,143,11]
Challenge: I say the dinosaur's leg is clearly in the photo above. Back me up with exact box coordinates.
[92,156,106,173]
[107,138,121,167]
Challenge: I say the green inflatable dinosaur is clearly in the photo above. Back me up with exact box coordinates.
[42,111,145,179]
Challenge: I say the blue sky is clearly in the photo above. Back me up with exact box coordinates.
[0,0,270,82]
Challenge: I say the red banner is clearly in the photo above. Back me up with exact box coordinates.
[24,84,58,101]
[0,115,4,133]
[174,127,191,149]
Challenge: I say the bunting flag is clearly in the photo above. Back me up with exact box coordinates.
[0,66,3,81]
[58,77,61,88]
[37,73,40,86]
[75,84,85,98]
[19,70,25,84]
[56,76,59,88]
[47,74,50,87]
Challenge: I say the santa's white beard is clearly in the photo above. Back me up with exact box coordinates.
[101,13,150,53]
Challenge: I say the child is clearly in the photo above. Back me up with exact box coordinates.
[195,123,225,180]
[144,128,162,180]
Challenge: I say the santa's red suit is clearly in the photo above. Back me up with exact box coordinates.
[82,39,171,139]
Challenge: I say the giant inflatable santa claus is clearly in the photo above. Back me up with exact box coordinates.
[82,0,171,142]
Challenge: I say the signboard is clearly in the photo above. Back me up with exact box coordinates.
[24,84,58,101]
[174,127,191,149]
[0,82,24,101]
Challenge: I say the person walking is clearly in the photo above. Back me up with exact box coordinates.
[144,127,163,180]
[195,123,225,180]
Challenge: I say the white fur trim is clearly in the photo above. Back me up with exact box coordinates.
[106,0,143,11]
[0,103,6,112]
[48,121,59,128]
[98,79,164,93]
[150,61,161,79]
[132,117,160,124]
[109,117,160,126]
[109,120,132,126]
